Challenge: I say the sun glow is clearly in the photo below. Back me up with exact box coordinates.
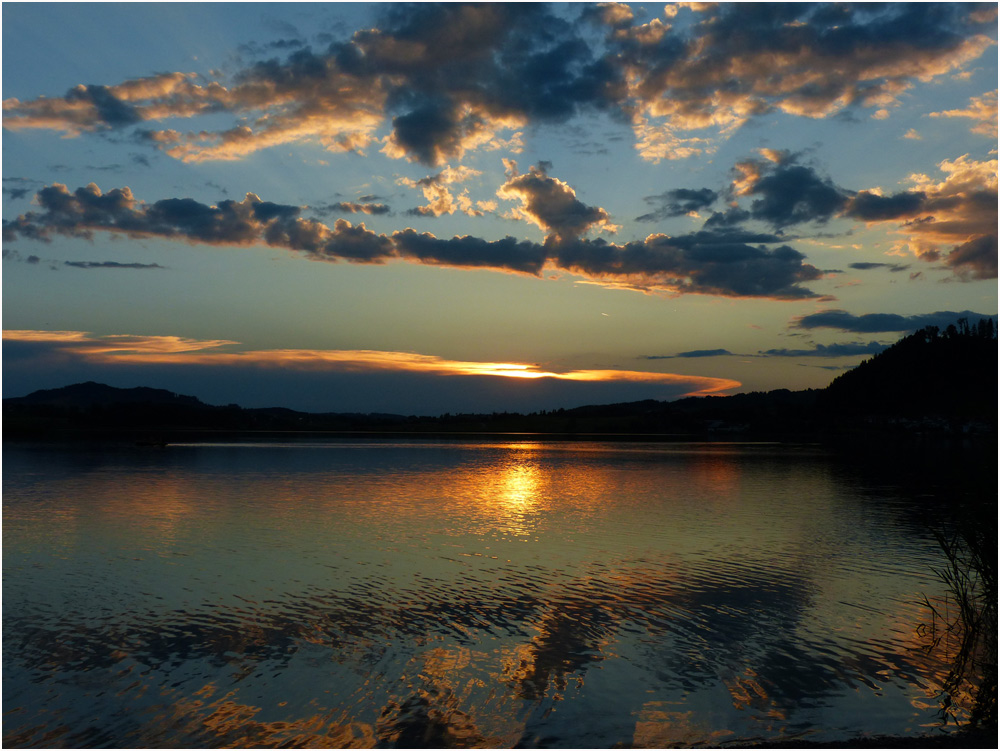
[4,329,742,396]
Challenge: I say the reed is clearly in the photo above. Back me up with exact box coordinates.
[922,512,997,728]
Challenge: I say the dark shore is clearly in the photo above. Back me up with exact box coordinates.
[737,724,996,748]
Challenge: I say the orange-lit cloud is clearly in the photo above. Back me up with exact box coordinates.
[397,166,485,217]
[3,329,741,397]
[844,155,998,279]
[3,5,991,167]
[929,90,998,138]
[497,161,619,240]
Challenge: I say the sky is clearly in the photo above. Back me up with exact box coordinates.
[2,2,997,414]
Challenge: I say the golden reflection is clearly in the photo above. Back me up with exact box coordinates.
[632,701,734,748]
[499,463,541,513]
[167,684,376,748]
[689,453,742,496]
[375,646,511,747]
[724,667,787,723]
[493,457,545,538]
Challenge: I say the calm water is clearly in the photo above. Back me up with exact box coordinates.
[1,439,972,747]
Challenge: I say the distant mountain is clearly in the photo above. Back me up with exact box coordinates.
[3,318,995,441]
[10,381,207,409]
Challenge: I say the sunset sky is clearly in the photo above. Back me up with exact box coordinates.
[3,2,997,414]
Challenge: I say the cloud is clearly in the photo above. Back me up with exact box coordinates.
[792,309,996,333]
[731,151,849,228]
[63,261,165,270]
[4,182,827,300]
[315,201,391,216]
[702,207,752,228]
[842,190,927,221]
[929,90,998,137]
[714,149,996,281]
[646,349,734,359]
[2,329,741,399]
[614,3,996,161]
[551,234,824,299]
[2,249,42,265]
[842,155,998,279]
[3,4,993,166]
[3,177,41,201]
[635,188,718,222]
[847,262,911,272]
[497,161,618,240]
[398,165,484,217]
[758,341,887,358]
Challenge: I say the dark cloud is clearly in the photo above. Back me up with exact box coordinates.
[793,309,997,333]
[2,249,41,264]
[646,349,734,360]
[66,84,141,128]
[316,201,391,216]
[842,190,927,221]
[391,229,547,275]
[5,4,991,166]
[759,341,887,358]
[635,188,718,223]
[5,183,826,300]
[702,207,752,228]
[3,177,41,201]
[552,235,823,299]
[848,262,911,273]
[738,157,849,228]
[617,2,995,157]
[498,162,614,242]
[64,260,164,270]
[726,151,997,281]
[942,230,997,280]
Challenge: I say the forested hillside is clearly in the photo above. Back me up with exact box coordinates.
[4,318,996,441]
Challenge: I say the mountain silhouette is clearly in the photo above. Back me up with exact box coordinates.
[4,318,995,441]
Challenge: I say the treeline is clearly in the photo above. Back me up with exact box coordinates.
[821,317,997,421]
[3,319,996,442]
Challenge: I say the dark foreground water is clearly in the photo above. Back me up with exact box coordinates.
[1,440,977,747]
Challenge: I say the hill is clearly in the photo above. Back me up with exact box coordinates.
[3,319,995,442]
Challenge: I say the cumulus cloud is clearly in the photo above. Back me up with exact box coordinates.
[398,165,484,217]
[715,148,996,281]
[550,233,823,299]
[635,188,718,222]
[730,151,849,227]
[793,308,996,333]
[497,161,617,240]
[3,182,826,299]
[929,90,998,137]
[615,3,996,161]
[843,155,998,279]
[3,4,993,165]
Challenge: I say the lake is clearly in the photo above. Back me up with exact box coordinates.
[1,439,979,747]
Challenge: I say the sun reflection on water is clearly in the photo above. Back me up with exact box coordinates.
[2,442,980,748]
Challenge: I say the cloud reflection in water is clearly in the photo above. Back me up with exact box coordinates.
[1,441,971,747]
